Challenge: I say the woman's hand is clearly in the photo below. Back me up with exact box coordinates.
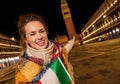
[64,36,76,53]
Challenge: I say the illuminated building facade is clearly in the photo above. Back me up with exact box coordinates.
[0,34,21,69]
[81,0,120,44]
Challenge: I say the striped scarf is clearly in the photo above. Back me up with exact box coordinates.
[16,41,62,84]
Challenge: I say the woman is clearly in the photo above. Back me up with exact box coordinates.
[16,13,75,84]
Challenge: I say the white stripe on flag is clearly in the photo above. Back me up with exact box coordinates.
[40,68,60,84]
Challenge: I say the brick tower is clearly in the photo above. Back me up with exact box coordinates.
[61,0,76,39]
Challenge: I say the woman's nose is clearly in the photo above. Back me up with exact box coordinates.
[37,33,42,39]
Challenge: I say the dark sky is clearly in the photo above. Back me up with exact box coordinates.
[2,0,105,40]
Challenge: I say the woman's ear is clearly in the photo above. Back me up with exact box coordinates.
[24,39,28,45]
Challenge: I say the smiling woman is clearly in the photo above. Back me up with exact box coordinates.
[15,13,76,84]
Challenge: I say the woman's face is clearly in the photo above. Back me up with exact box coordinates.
[25,21,48,50]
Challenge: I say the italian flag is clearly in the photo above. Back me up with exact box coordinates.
[37,57,74,84]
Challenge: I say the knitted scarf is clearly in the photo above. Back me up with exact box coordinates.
[16,41,62,83]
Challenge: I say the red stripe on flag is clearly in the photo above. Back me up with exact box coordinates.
[37,81,42,84]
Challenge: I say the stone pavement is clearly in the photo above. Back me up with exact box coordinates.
[69,38,120,84]
[0,65,16,84]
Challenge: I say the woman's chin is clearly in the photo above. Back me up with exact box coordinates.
[36,45,47,50]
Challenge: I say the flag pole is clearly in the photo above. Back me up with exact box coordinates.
[58,57,75,84]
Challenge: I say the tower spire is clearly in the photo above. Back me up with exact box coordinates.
[61,0,66,4]
[61,0,76,39]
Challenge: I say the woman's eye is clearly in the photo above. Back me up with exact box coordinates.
[30,33,35,36]
[39,29,45,33]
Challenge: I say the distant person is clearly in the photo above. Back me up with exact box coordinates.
[15,13,75,84]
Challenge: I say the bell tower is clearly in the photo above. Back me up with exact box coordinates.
[61,0,76,39]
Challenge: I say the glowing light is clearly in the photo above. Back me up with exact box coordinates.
[112,30,115,33]
[11,37,15,41]
[109,32,112,34]
[103,15,106,18]
[116,28,119,32]
[92,25,94,27]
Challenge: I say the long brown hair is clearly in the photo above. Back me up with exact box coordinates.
[17,13,49,50]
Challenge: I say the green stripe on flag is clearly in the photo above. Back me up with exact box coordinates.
[50,58,70,84]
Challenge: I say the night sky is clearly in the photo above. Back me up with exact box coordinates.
[2,0,105,40]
